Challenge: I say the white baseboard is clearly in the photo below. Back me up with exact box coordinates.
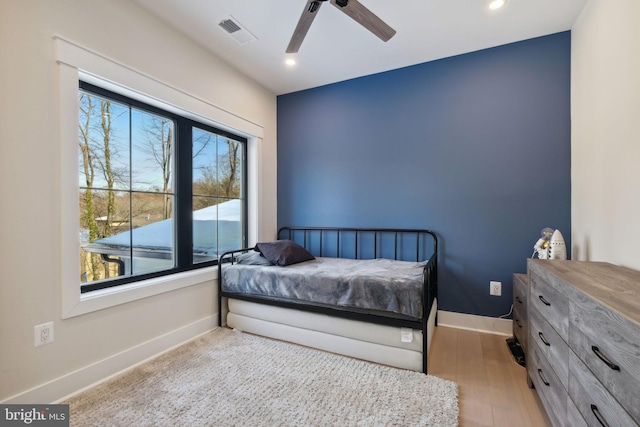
[437,310,513,336]
[2,315,217,404]
[3,310,511,404]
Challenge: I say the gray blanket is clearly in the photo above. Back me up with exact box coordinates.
[221,257,426,320]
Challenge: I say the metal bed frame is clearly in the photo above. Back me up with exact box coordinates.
[217,226,438,373]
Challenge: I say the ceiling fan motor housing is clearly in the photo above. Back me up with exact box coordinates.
[308,1,322,13]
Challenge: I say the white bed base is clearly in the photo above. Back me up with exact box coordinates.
[225,298,437,372]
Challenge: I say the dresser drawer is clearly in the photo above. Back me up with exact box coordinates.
[513,273,528,352]
[513,273,527,309]
[530,270,570,341]
[568,352,638,427]
[528,344,567,427]
[569,293,640,424]
[513,302,527,351]
[530,305,570,388]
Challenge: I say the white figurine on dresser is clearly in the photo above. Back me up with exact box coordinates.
[532,228,567,260]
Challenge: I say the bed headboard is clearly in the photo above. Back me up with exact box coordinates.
[277,227,437,263]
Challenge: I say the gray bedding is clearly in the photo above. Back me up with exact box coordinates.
[221,257,426,320]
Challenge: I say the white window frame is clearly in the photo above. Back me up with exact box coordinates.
[55,35,262,318]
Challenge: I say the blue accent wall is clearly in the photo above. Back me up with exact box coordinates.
[276,32,571,318]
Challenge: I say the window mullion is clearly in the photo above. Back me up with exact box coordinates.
[175,119,193,268]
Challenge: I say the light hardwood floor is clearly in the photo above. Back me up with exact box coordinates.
[428,326,551,427]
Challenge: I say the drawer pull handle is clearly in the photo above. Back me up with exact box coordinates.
[538,295,551,306]
[590,404,611,427]
[516,296,523,304]
[592,346,621,371]
[515,319,522,328]
[537,369,550,386]
[538,332,550,346]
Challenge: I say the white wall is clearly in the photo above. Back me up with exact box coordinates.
[571,0,640,270]
[0,0,277,402]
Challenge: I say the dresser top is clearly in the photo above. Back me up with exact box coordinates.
[527,259,640,325]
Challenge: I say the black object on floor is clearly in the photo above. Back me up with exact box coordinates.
[506,337,525,367]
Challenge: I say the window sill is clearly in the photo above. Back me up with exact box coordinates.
[62,267,218,319]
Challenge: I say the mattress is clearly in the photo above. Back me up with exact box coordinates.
[221,257,426,320]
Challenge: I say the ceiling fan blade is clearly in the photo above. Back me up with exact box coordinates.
[286,0,325,53]
[330,0,396,42]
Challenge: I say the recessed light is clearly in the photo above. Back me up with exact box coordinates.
[489,0,506,10]
[285,58,296,66]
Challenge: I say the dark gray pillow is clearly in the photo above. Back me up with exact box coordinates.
[255,240,315,266]
[235,251,274,266]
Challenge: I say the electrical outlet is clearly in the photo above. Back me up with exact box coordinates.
[490,281,502,296]
[34,322,54,347]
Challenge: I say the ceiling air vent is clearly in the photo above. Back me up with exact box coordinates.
[218,16,257,45]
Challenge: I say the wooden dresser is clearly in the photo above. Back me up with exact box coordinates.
[526,259,640,427]
[512,273,528,354]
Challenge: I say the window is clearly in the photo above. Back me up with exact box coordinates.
[56,36,264,318]
[78,82,247,293]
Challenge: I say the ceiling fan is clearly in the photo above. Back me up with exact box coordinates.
[286,0,396,53]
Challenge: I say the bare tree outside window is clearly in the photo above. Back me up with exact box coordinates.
[135,113,173,219]
[221,140,241,199]
[78,93,129,281]
[192,130,243,204]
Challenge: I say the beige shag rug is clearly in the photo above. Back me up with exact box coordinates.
[65,328,458,426]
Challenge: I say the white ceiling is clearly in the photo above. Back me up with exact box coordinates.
[132,0,588,95]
